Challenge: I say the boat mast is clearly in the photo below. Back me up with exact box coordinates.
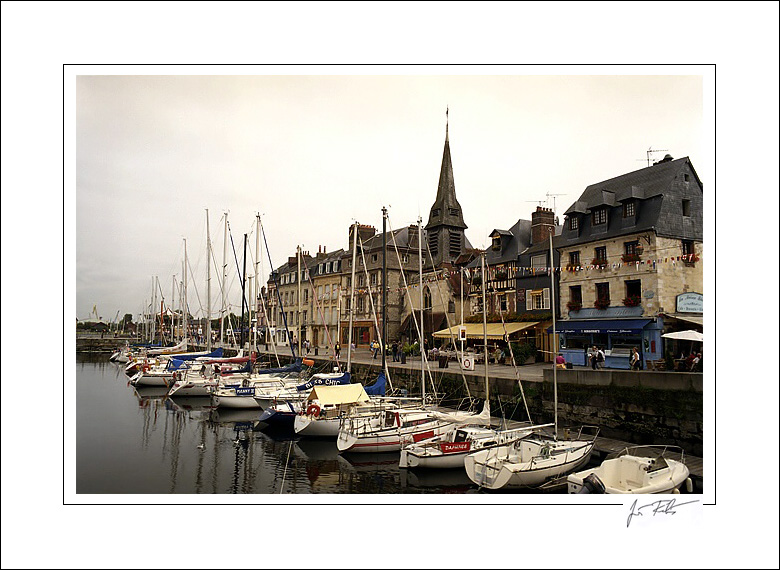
[297,245,302,359]
[418,216,425,403]
[460,266,464,355]
[206,209,212,351]
[347,222,358,373]
[255,214,261,354]
[241,233,248,350]
[183,238,188,346]
[171,275,176,344]
[381,207,387,378]
[481,252,489,406]
[549,230,558,441]
[221,212,228,346]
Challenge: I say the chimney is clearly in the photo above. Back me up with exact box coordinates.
[349,224,377,247]
[531,206,555,245]
[288,256,297,266]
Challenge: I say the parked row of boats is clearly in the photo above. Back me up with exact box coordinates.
[109,337,692,494]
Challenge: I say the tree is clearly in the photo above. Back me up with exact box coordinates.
[122,313,133,327]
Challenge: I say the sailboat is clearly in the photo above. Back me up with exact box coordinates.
[464,230,599,489]
[336,214,475,454]
[399,252,553,469]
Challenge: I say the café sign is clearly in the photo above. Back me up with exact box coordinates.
[676,292,703,313]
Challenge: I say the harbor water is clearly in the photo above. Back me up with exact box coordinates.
[77,353,496,494]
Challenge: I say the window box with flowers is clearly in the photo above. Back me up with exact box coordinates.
[594,297,610,310]
[621,253,641,263]
[622,295,642,307]
[494,270,508,281]
[566,300,582,312]
[591,258,607,267]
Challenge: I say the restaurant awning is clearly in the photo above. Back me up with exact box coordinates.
[547,319,652,334]
[662,313,703,327]
[433,322,539,340]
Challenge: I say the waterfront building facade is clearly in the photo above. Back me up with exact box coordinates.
[308,246,344,351]
[556,155,704,369]
[265,251,314,349]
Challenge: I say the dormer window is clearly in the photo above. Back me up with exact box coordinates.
[569,216,579,231]
[623,200,636,218]
[593,208,607,226]
[431,208,440,218]
[448,208,459,217]
[492,235,501,251]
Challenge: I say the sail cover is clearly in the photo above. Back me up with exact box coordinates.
[363,372,387,396]
[430,399,492,425]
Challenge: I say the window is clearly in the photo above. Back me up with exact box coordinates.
[449,232,462,257]
[593,208,607,225]
[526,288,550,310]
[371,254,378,263]
[358,275,365,287]
[595,247,607,263]
[682,240,694,256]
[402,254,409,264]
[569,285,582,305]
[569,251,580,266]
[332,285,338,299]
[423,287,432,311]
[428,229,439,257]
[302,310,307,324]
[448,300,455,313]
[370,273,377,286]
[318,286,323,300]
[684,173,690,182]
[346,276,351,288]
[448,207,459,217]
[624,241,638,256]
[303,289,308,303]
[499,294,507,312]
[324,285,330,299]
[682,199,691,217]
[431,208,440,218]
[596,282,610,304]
[623,201,636,217]
[531,254,547,271]
[569,216,579,230]
[625,279,641,299]
[323,308,330,324]
[357,297,365,312]
[492,235,501,251]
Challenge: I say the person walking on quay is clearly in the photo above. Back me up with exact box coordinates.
[596,346,606,369]
[589,346,598,370]
[391,341,399,362]
[630,347,641,371]
[371,340,379,359]
[334,341,341,360]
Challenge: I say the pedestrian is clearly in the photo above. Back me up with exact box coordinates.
[630,347,641,371]
[555,353,566,370]
[371,340,378,359]
[596,346,606,369]
[334,342,341,360]
[305,339,310,355]
[589,346,598,370]
[392,341,398,362]
[691,352,701,371]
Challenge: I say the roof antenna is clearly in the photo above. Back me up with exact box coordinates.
[637,147,669,167]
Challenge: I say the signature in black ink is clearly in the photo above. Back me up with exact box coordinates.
[627,498,699,528]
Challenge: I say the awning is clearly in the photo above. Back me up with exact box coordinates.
[662,313,703,327]
[433,322,539,340]
[662,330,703,342]
[307,384,370,405]
[548,319,652,335]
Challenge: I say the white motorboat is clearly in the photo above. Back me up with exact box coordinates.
[567,445,692,494]
[293,384,376,438]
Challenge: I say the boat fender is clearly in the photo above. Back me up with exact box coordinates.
[672,488,681,495]
[685,478,693,493]
[577,473,606,494]
[306,404,321,417]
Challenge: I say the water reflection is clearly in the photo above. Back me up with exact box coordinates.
[77,358,510,494]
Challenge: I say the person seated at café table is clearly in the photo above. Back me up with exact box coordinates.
[555,353,566,370]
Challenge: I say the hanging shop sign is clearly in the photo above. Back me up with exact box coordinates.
[676,292,703,313]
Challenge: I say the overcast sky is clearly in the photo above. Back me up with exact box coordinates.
[76,73,705,322]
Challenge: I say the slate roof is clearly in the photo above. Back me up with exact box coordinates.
[561,156,703,246]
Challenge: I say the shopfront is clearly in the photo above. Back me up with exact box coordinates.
[549,318,663,369]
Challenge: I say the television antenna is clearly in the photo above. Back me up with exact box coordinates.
[637,147,669,168]
[525,192,567,216]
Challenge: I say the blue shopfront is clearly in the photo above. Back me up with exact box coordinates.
[548,318,663,369]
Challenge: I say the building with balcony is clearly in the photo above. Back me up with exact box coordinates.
[556,155,704,369]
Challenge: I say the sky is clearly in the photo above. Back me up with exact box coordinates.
[2,2,779,569]
[75,73,706,322]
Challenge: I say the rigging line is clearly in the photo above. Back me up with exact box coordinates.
[356,232,394,393]
[258,216,297,360]
[414,217,473,405]
[227,225,249,318]
[185,256,205,318]
[381,222,430,397]
[495,298,533,425]
[297,254,338,366]
[279,439,294,494]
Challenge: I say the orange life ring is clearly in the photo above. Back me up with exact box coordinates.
[142,362,150,373]
[306,404,321,417]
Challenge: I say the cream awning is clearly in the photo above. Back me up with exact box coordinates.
[664,313,703,327]
[432,322,539,340]
[307,384,370,405]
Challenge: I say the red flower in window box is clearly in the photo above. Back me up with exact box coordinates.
[622,295,642,307]
[594,297,610,310]
[567,300,582,312]
[621,253,641,263]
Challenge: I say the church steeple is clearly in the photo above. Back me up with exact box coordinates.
[426,109,468,267]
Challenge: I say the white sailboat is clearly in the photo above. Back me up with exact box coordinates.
[464,230,599,490]
[399,252,553,469]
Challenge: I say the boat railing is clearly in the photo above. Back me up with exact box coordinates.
[614,444,686,464]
